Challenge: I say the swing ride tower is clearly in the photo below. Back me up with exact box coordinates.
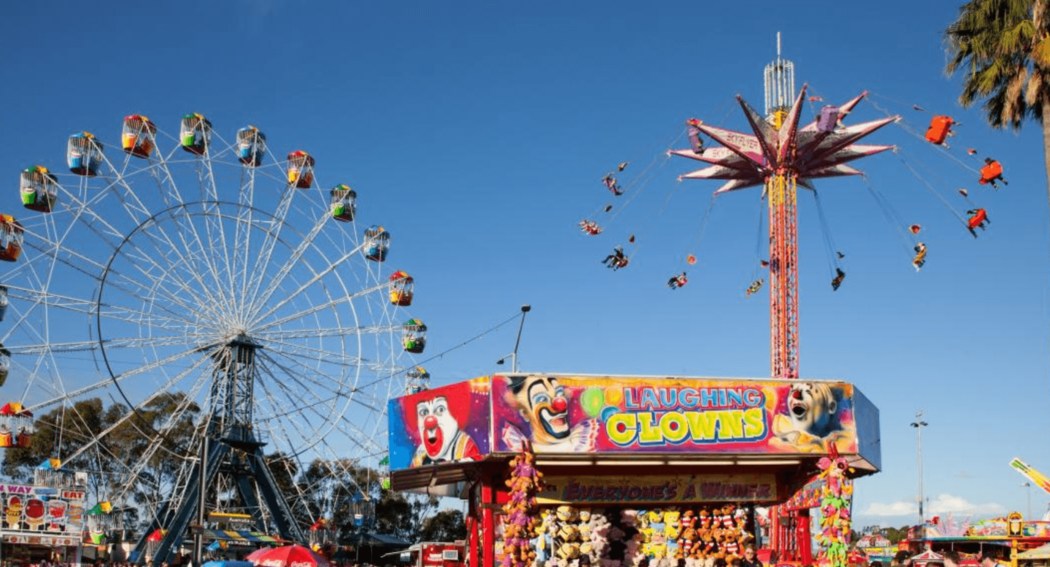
[764,36,800,380]
[670,33,899,562]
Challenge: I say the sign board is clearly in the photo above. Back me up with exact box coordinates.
[389,375,880,472]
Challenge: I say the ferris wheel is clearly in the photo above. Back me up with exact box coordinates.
[3,113,422,559]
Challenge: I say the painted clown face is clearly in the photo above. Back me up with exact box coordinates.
[787,382,838,436]
[415,396,461,461]
[510,376,570,443]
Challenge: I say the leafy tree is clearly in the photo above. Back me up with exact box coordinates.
[2,394,201,532]
[946,0,1050,210]
[419,509,467,542]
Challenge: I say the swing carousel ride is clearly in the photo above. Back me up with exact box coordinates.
[1,113,427,562]
[582,50,1009,299]
[573,36,1011,563]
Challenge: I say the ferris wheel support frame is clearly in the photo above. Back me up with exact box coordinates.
[131,337,306,564]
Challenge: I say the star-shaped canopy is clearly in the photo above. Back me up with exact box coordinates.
[671,85,898,194]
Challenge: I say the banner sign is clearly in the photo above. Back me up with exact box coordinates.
[491,376,860,456]
[388,375,880,472]
[2,533,80,546]
[0,483,85,536]
[537,474,778,505]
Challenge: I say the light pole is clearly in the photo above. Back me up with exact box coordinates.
[911,411,928,545]
[496,305,531,372]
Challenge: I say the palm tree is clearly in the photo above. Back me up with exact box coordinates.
[945,0,1050,207]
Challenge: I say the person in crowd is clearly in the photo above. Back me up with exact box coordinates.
[741,545,763,567]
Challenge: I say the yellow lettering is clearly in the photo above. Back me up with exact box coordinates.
[743,407,766,438]
[661,412,689,443]
[719,410,744,440]
[638,412,663,444]
[606,413,638,446]
[686,411,718,441]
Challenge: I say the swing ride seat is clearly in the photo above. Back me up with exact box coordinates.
[967,210,987,229]
[924,115,953,145]
[817,105,839,133]
[979,161,1003,184]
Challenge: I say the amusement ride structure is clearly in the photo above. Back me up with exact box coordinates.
[669,35,898,560]
[3,115,423,562]
[670,35,897,380]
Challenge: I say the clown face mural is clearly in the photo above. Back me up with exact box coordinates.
[511,376,571,444]
[786,382,840,437]
[410,395,480,466]
[772,381,850,453]
[501,375,596,453]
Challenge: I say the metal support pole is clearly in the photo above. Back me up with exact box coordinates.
[481,482,495,567]
[496,305,531,372]
[911,411,928,545]
[467,484,479,567]
[193,435,208,566]
[511,305,530,373]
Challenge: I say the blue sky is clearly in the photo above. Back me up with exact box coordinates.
[3,1,1049,531]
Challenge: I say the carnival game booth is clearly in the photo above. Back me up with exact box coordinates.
[388,375,881,567]
[0,470,88,566]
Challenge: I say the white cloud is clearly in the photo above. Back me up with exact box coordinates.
[862,494,1006,517]
[864,500,916,517]
[928,494,1006,515]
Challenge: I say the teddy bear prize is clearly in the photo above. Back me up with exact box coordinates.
[509,503,756,567]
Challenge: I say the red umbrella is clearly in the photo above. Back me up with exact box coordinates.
[245,548,275,562]
[251,545,330,567]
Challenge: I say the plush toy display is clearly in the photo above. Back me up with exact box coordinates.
[499,444,543,567]
[515,503,757,567]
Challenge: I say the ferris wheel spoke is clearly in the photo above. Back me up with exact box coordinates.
[150,211,237,323]
[243,210,334,322]
[112,235,233,327]
[96,151,164,228]
[108,370,213,507]
[151,144,196,207]
[51,179,141,245]
[327,407,390,456]
[247,246,365,327]
[252,279,387,334]
[257,324,400,342]
[241,184,299,317]
[261,337,377,372]
[60,353,210,466]
[253,358,346,456]
[255,349,352,403]
[255,385,326,449]
[91,159,233,314]
[27,343,207,413]
[197,156,240,311]
[7,334,199,355]
[142,156,238,318]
